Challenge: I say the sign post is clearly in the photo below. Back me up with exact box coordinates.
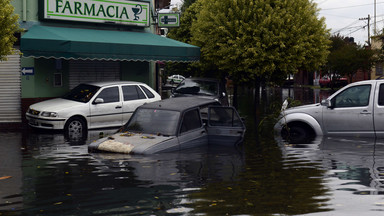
[158,13,180,27]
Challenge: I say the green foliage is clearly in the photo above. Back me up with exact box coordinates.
[325,35,376,82]
[166,1,220,78]
[0,0,20,61]
[190,0,330,85]
[180,0,197,13]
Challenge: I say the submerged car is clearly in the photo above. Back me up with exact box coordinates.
[88,97,245,154]
[171,77,229,106]
[274,80,384,143]
[26,81,161,133]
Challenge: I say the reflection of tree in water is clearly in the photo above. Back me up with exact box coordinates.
[187,137,331,215]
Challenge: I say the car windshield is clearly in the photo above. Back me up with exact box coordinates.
[62,84,100,103]
[122,108,180,136]
[174,79,218,96]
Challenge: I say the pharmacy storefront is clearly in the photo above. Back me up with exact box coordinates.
[8,0,200,124]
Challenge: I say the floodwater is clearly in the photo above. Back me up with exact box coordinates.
[2,87,384,215]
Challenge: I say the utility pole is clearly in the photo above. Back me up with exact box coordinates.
[375,0,377,34]
[359,15,371,46]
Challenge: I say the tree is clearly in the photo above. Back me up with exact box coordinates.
[180,0,197,13]
[190,0,330,86]
[0,0,20,61]
[166,0,218,78]
[325,35,376,84]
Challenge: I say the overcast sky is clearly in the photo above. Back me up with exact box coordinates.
[170,0,383,46]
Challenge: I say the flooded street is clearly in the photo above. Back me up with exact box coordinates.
[2,87,384,215]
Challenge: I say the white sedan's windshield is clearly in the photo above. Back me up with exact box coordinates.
[123,108,180,136]
[62,84,100,103]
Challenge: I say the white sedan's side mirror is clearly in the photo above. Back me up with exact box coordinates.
[94,98,104,104]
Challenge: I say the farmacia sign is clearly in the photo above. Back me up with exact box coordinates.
[43,0,149,26]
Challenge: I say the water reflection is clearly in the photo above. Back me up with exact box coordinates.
[277,136,384,214]
[3,87,384,215]
[188,135,330,215]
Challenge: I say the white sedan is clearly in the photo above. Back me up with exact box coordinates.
[167,74,185,84]
[26,81,161,134]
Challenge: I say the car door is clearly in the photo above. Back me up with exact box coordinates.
[373,82,384,138]
[121,85,149,124]
[322,83,374,137]
[89,86,123,128]
[177,108,208,150]
[206,106,245,146]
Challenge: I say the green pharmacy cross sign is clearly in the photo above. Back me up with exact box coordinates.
[44,0,149,27]
[158,13,180,27]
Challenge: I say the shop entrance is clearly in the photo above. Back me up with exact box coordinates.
[69,60,120,89]
[0,54,21,123]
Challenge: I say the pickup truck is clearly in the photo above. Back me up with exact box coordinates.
[274,80,384,143]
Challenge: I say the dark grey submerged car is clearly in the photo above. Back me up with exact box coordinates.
[89,97,245,154]
[171,77,229,106]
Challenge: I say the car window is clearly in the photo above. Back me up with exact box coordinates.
[199,102,220,123]
[140,85,155,98]
[180,109,202,134]
[95,86,119,103]
[62,84,100,103]
[378,84,384,106]
[333,84,371,108]
[122,85,146,101]
[123,108,180,136]
[209,107,243,127]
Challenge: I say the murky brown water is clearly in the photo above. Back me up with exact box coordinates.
[2,87,384,215]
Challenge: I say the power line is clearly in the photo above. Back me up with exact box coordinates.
[321,2,384,11]
[333,20,361,33]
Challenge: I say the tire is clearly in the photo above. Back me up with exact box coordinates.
[64,117,86,141]
[281,125,311,144]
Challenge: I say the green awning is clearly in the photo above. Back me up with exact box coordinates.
[21,25,200,62]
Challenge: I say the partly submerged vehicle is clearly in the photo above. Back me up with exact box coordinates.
[274,80,384,143]
[88,97,245,154]
[171,77,229,106]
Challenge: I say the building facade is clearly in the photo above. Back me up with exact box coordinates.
[0,0,198,126]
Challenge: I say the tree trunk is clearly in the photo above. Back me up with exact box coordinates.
[254,78,261,141]
[233,83,238,109]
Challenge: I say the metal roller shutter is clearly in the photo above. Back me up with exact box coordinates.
[0,54,21,123]
[69,60,120,89]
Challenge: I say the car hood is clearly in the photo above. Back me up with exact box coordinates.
[283,103,322,115]
[88,132,174,154]
[29,98,85,112]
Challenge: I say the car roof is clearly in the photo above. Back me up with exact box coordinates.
[349,80,383,85]
[139,97,221,112]
[184,77,220,82]
[83,81,144,87]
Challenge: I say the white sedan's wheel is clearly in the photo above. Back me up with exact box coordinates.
[65,117,86,136]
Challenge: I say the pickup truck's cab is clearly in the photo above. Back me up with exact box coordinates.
[275,80,384,142]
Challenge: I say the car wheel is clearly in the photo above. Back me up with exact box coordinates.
[282,125,311,144]
[64,117,86,138]
[170,80,174,85]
